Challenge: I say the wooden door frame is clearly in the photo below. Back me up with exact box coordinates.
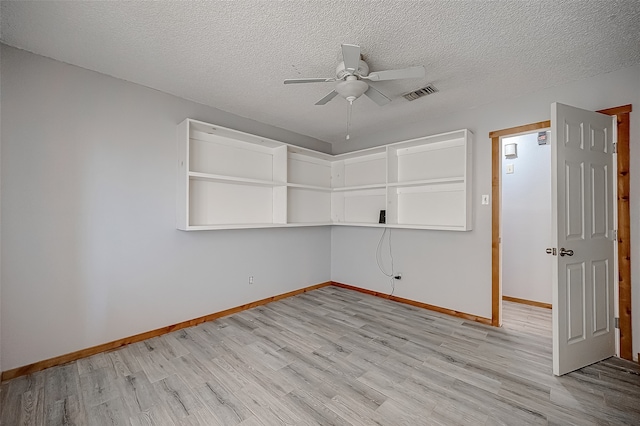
[489,104,633,360]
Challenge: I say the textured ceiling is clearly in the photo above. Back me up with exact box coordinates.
[2,1,640,146]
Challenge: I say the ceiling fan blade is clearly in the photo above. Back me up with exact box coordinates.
[341,44,361,75]
[284,78,335,84]
[365,65,425,82]
[315,90,339,105]
[364,86,391,106]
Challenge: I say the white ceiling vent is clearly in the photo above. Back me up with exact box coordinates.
[403,84,438,101]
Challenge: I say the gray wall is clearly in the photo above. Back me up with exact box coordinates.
[0,45,331,371]
[502,133,552,304]
[332,65,640,360]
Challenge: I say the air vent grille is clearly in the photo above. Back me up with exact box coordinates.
[403,84,438,101]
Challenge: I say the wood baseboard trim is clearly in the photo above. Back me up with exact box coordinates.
[331,281,492,325]
[1,281,331,382]
[503,295,552,310]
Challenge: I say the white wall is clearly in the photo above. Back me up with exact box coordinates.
[331,65,640,360]
[0,45,332,371]
[501,133,552,304]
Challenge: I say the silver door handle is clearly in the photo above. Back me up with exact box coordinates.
[559,248,574,257]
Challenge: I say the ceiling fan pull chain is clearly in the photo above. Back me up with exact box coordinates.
[346,99,353,140]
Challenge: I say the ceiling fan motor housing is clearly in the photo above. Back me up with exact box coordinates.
[336,60,369,79]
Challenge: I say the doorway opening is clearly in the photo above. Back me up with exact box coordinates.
[501,131,553,316]
[489,104,633,361]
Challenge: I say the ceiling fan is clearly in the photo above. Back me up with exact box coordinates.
[284,44,425,139]
[284,44,425,106]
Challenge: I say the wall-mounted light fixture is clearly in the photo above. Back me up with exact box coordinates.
[504,143,517,159]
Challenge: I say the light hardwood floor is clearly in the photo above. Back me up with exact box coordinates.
[1,286,639,425]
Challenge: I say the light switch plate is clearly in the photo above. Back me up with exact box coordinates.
[506,164,514,174]
[482,195,490,205]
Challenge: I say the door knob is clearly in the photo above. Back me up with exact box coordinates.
[546,248,557,255]
[559,248,574,257]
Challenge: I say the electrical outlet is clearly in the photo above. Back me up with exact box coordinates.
[249,276,254,285]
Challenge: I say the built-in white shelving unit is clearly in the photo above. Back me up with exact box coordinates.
[177,119,472,231]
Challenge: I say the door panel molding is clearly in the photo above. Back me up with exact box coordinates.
[591,258,610,336]
[566,261,586,343]
[489,104,632,361]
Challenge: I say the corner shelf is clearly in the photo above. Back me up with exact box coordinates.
[177,119,473,231]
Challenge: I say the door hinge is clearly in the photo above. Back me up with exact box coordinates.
[615,317,619,329]
[613,143,617,153]
[610,230,618,241]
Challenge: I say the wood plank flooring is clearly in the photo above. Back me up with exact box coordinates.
[1,286,639,425]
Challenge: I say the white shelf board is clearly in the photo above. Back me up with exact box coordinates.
[387,177,464,187]
[183,222,334,231]
[333,145,386,161]
[331,222,386,228]
[188,171,285,187]
[286,183,332,192]
[287,147,333,161]
[185,223,287,231]
[332,183,387,192]
[188,119,283,149]
[389,224,467,231]
[386,129,469,150]
[184,223,469,231]
[284,222,334,227]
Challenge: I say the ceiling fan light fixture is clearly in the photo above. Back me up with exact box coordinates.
[335,77,369,101]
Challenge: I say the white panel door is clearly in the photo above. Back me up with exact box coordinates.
[551,103,616,376]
